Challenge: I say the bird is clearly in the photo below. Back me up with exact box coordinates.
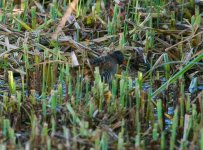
[88,50,125,83]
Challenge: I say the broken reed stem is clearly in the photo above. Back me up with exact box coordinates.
[165,31,203,52]
[52,0,78,40]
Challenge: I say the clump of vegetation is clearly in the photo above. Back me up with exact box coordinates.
[0,0,203,149]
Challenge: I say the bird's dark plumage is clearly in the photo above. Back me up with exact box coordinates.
[89,51,124,83]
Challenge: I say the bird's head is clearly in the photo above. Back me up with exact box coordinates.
[111,51,124,65]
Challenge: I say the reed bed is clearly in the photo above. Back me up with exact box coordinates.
[0,0,203,149]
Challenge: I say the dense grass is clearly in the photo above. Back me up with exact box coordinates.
[0,0,203,149]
